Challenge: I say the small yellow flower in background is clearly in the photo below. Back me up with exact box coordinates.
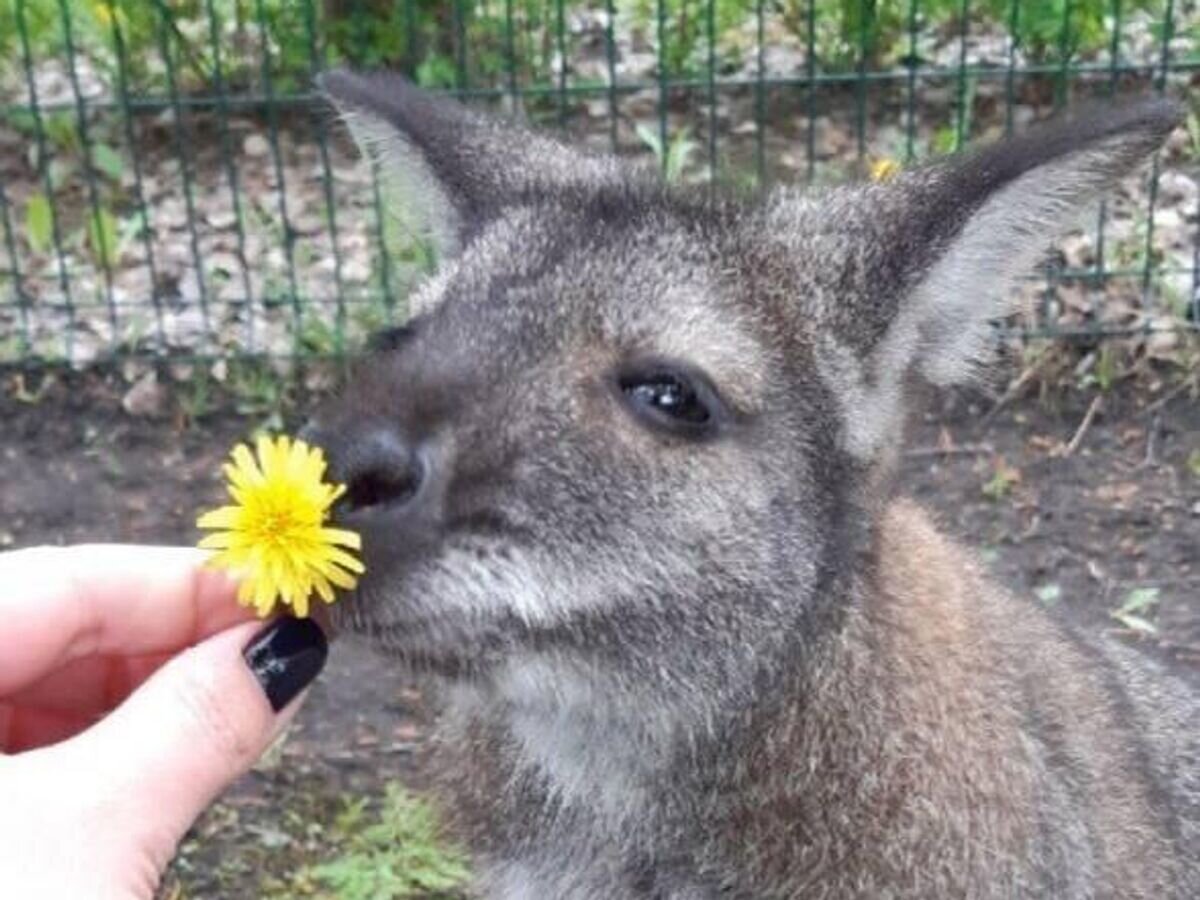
[869,157,902,182]
[91,1,119,31]
[197,435,364,618]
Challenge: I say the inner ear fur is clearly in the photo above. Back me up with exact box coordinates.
[319,68,622,261]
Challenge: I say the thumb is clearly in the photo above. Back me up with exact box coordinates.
[51,617,327,856]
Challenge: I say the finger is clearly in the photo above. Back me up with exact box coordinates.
[8,653,170,715]
[1,654,171,751]
[35,617,327,854]
[1,703,94,753]
[0,545,253,695]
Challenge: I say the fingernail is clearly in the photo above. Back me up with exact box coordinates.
[243,617,328,713]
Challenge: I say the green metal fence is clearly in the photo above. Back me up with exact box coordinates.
[0,1,1196,369]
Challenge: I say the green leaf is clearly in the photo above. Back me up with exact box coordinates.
[1034,584,1061,606]
[931,125,958,156]
[92,142,124,182]
[1110,610,1158,636]
[47,158,77,192]
[981,457,1020,502]
[118,210,148,244]
[414,54,457,89]
[634,124,697,184]
[86,207,121,269]
[1116,587,1161,616]
[43,113,79,152]
[1110,587,1161,636]
[635,123,664,161]
[1187,448,1200,481]
[1186,111,1200,159]
[664,128,698,184]
[25,192,53,253]
[3,108,37,135]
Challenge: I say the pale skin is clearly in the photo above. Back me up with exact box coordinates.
[0,545,308,899]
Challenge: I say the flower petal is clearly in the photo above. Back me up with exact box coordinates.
[322,564,358,590]
[198,532,237,550]
[197,506,242,530]
[230,443,263,484]
[320,546,366,574]
[319,527,362,550]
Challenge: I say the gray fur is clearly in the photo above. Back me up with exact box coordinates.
[309,70,1196,899]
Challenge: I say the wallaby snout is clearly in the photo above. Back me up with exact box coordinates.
[302,420,424,515]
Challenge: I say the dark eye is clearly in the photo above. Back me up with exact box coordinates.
[617,366,719,436]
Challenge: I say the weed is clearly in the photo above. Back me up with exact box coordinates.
[635,124,700,184]
[981,456,1021,502]
[226,358,290,431]
[1110,208,1152,270]
[7,370,57,404]
[1184,109,1200,162]
[299,315,341,357]
[1110,587,1161,636]
[0,334,24,363]
[177,368,214,425]
[24,192,53,254]
[1187,448,1200,481]
[297,783,470,900]
[1077,345,1122,393]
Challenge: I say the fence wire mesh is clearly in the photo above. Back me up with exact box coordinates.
[0,1,1196,369]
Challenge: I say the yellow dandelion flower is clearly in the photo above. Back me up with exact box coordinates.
[91,1,117,30]
[869,157,902,182]
[196,434,364,618]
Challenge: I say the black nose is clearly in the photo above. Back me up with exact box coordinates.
[302,422,423,515]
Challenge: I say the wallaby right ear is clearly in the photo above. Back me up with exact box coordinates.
[319,69,619,261]
[809,97,1179,460]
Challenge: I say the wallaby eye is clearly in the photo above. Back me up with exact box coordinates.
[617,364,720,437]
[625,375,708,423]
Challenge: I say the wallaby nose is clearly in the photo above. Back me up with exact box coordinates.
[301,421,424,515]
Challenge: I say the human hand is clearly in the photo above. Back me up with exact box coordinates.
[0,545,328,899]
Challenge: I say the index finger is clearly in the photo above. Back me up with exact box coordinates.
[0,545,252,695]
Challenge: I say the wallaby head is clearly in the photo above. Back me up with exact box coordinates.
[304,73,1197,897]
[308,70,1177,701]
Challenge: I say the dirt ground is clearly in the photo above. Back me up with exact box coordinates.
[1,363,1197,897]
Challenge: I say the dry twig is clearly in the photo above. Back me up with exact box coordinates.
[1061,395,1103,458]
[1137,377,1197,420]
[1134,413,1162,470]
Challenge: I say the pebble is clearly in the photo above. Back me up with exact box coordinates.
[121,370,167,418]
[243,133,271,158]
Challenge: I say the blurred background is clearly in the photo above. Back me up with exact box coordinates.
[0,0,1196,368]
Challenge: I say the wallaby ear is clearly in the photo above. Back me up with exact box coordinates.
[898,97,1180,385]
[818,98,1181,458]
[319,69,620,261]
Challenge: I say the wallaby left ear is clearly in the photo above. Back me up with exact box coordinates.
[319,69,621,262]
[820,98,1180,459]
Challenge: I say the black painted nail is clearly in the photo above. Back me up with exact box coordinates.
[243,616,328,713]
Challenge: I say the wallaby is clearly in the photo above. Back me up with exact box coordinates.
[307,70,1198,899]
